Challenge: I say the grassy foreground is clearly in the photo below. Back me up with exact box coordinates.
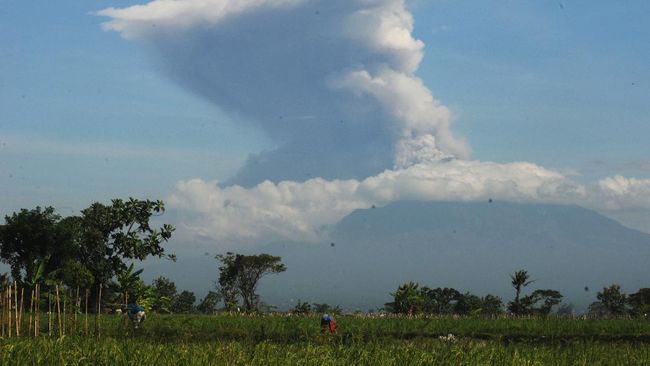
[1,314,649,365]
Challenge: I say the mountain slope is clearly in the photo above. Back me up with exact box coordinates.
[258,201,650,311]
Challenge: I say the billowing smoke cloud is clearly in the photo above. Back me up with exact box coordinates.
[99,0,469,185]
[100,1,650,245]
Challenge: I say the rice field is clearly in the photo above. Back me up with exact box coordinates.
[1,313,649,365]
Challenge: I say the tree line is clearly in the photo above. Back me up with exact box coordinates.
[1,202,648,317]
[387,270,649,318]
[0,201,287,314]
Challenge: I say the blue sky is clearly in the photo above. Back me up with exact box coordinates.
[2,0,649,222]
[412,1,650,176]
[1,0,270,214]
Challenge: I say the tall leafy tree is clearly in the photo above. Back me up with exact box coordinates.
[152,276,177,313]
[171,290,196,313]
[197,291,221,314]
[420,287,461,314]
[216,252,287,311]
[480,294,504,316]
[517,289,563,315]
[453,292,483,315]
[597,284,628,316]
[76,198,175,292]
[629,288,650,317]
[0,207,76,284]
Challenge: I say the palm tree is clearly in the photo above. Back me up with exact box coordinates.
[509,270,534,315]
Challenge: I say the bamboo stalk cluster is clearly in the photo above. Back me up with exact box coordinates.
[1,282,102,338]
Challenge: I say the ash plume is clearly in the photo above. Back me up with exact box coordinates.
[99,0,469,185]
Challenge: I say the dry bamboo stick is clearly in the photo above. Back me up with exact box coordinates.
[75,287,79,334]
[55,285,62,337]
[48,289,52,337]
[1,288,5,337]
[28,288,34,337]
[35,284,40,337]
[14,282,19,337]
[96,284,102,338]
[62,288,66,336]
[13,282,17,336]
[84,289,89,337]
[8,284,13,337]
[18,285,24,337]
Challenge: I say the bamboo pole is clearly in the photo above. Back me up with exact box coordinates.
[96,284,102,338]
[75,287,79,335]
[13,282,17,337]
[1,288,5,337]
[55,285,62,337]
[14,281,20,337]
[35,284,40,337]
[62,288,66,336]
[28,288,34,337]
[85,289,89,337]
[48,289,52,337]
[8,284,12,337]
[18,285,24,337]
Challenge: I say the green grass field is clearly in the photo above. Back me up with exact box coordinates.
[1,314,649,365]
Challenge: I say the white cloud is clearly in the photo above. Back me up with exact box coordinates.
[168,160,592,244]
[597,176,650,210]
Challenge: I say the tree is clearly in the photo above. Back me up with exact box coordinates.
[152,276,177,313]
[556,303,575,316]
[453,293,483,315]
[388,282,424,314]
[171,290,196,313]
[507,270,534,315]
[197,291,221,314]
[481,294,504,316]
[76,198,175,293]
[312,303,342,315]
[597,284,627,316]
[522,289,563,315]
[292,300,311,314]
[215,253,286,311]
[0,207,77,284]
[59,260,94,290]
[629,288,650,317]
[420,287,461,314]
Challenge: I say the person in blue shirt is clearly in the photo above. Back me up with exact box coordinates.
[127,303,146,329]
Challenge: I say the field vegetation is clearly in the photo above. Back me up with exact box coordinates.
[1,313,649,365]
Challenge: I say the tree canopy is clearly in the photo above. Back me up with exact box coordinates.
[0,199,175,292]
[216,252,286,311]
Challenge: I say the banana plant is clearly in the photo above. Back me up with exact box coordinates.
[110,263,144,305]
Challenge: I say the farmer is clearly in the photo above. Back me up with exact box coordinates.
[320,313,337,334]
[127,303,146,329]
